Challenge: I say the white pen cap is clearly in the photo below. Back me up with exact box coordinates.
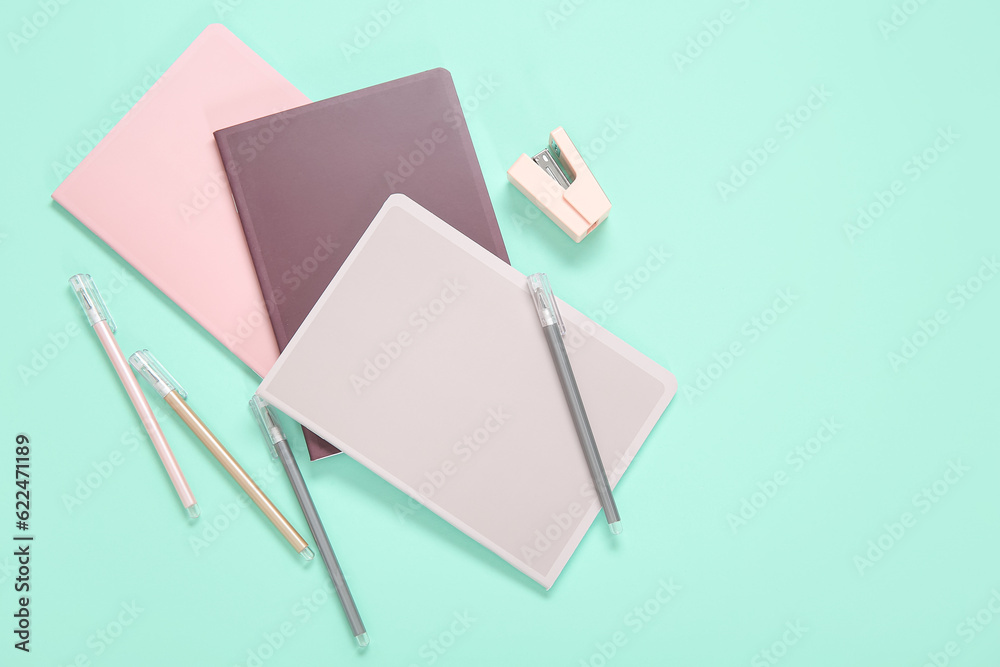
[527,272,565,335]
[69,273,116,331]
[249,395,286,459]
[128,349,187,399]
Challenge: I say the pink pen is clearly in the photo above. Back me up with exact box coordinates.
[70,274,199,518]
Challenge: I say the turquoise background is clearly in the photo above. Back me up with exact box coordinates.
[2,0,999,664]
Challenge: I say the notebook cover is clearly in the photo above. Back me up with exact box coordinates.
[214,68,510,460]
[257,194,676,589]
[51,24,309,378]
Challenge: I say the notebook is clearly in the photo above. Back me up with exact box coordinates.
[214,68,509,460]
[256,195,676,589]
[52,24,309,377]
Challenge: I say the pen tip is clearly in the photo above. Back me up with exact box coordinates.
[356,632,370,648]
[186,503,201,520]
[609,520,623,535]
[299,546,315,561]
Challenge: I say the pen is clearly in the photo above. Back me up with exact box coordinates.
[250,396,369,647]
[527,273,622,535]
[69,274,199,519]
[128,349,313,560]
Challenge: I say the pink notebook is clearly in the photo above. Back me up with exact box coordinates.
[257,195,677,588]
[52,24,309,377]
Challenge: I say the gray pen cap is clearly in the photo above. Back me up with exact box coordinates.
[250,395,285,459]
[527,272,566,335]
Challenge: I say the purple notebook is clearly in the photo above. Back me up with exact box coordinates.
[215,68,509,460]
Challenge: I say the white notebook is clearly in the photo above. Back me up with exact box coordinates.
[257,194,676,588]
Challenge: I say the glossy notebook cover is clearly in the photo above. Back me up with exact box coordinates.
[215,68,509,460]
[257,195,676,589]
[52,24,309,377]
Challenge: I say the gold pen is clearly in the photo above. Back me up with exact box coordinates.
[129,349,313,561]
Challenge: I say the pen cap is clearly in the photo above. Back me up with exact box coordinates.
[128,349,187,399]
[527,273,565,335]
[249,395,286,459]
[69,273,116,331]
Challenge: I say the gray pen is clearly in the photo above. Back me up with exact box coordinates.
[527,273,622,535]
[249,396,369,647]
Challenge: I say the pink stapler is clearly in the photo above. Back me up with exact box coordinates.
[507,127,611,242]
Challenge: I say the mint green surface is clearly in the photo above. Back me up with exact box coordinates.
[2,1,999,665]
